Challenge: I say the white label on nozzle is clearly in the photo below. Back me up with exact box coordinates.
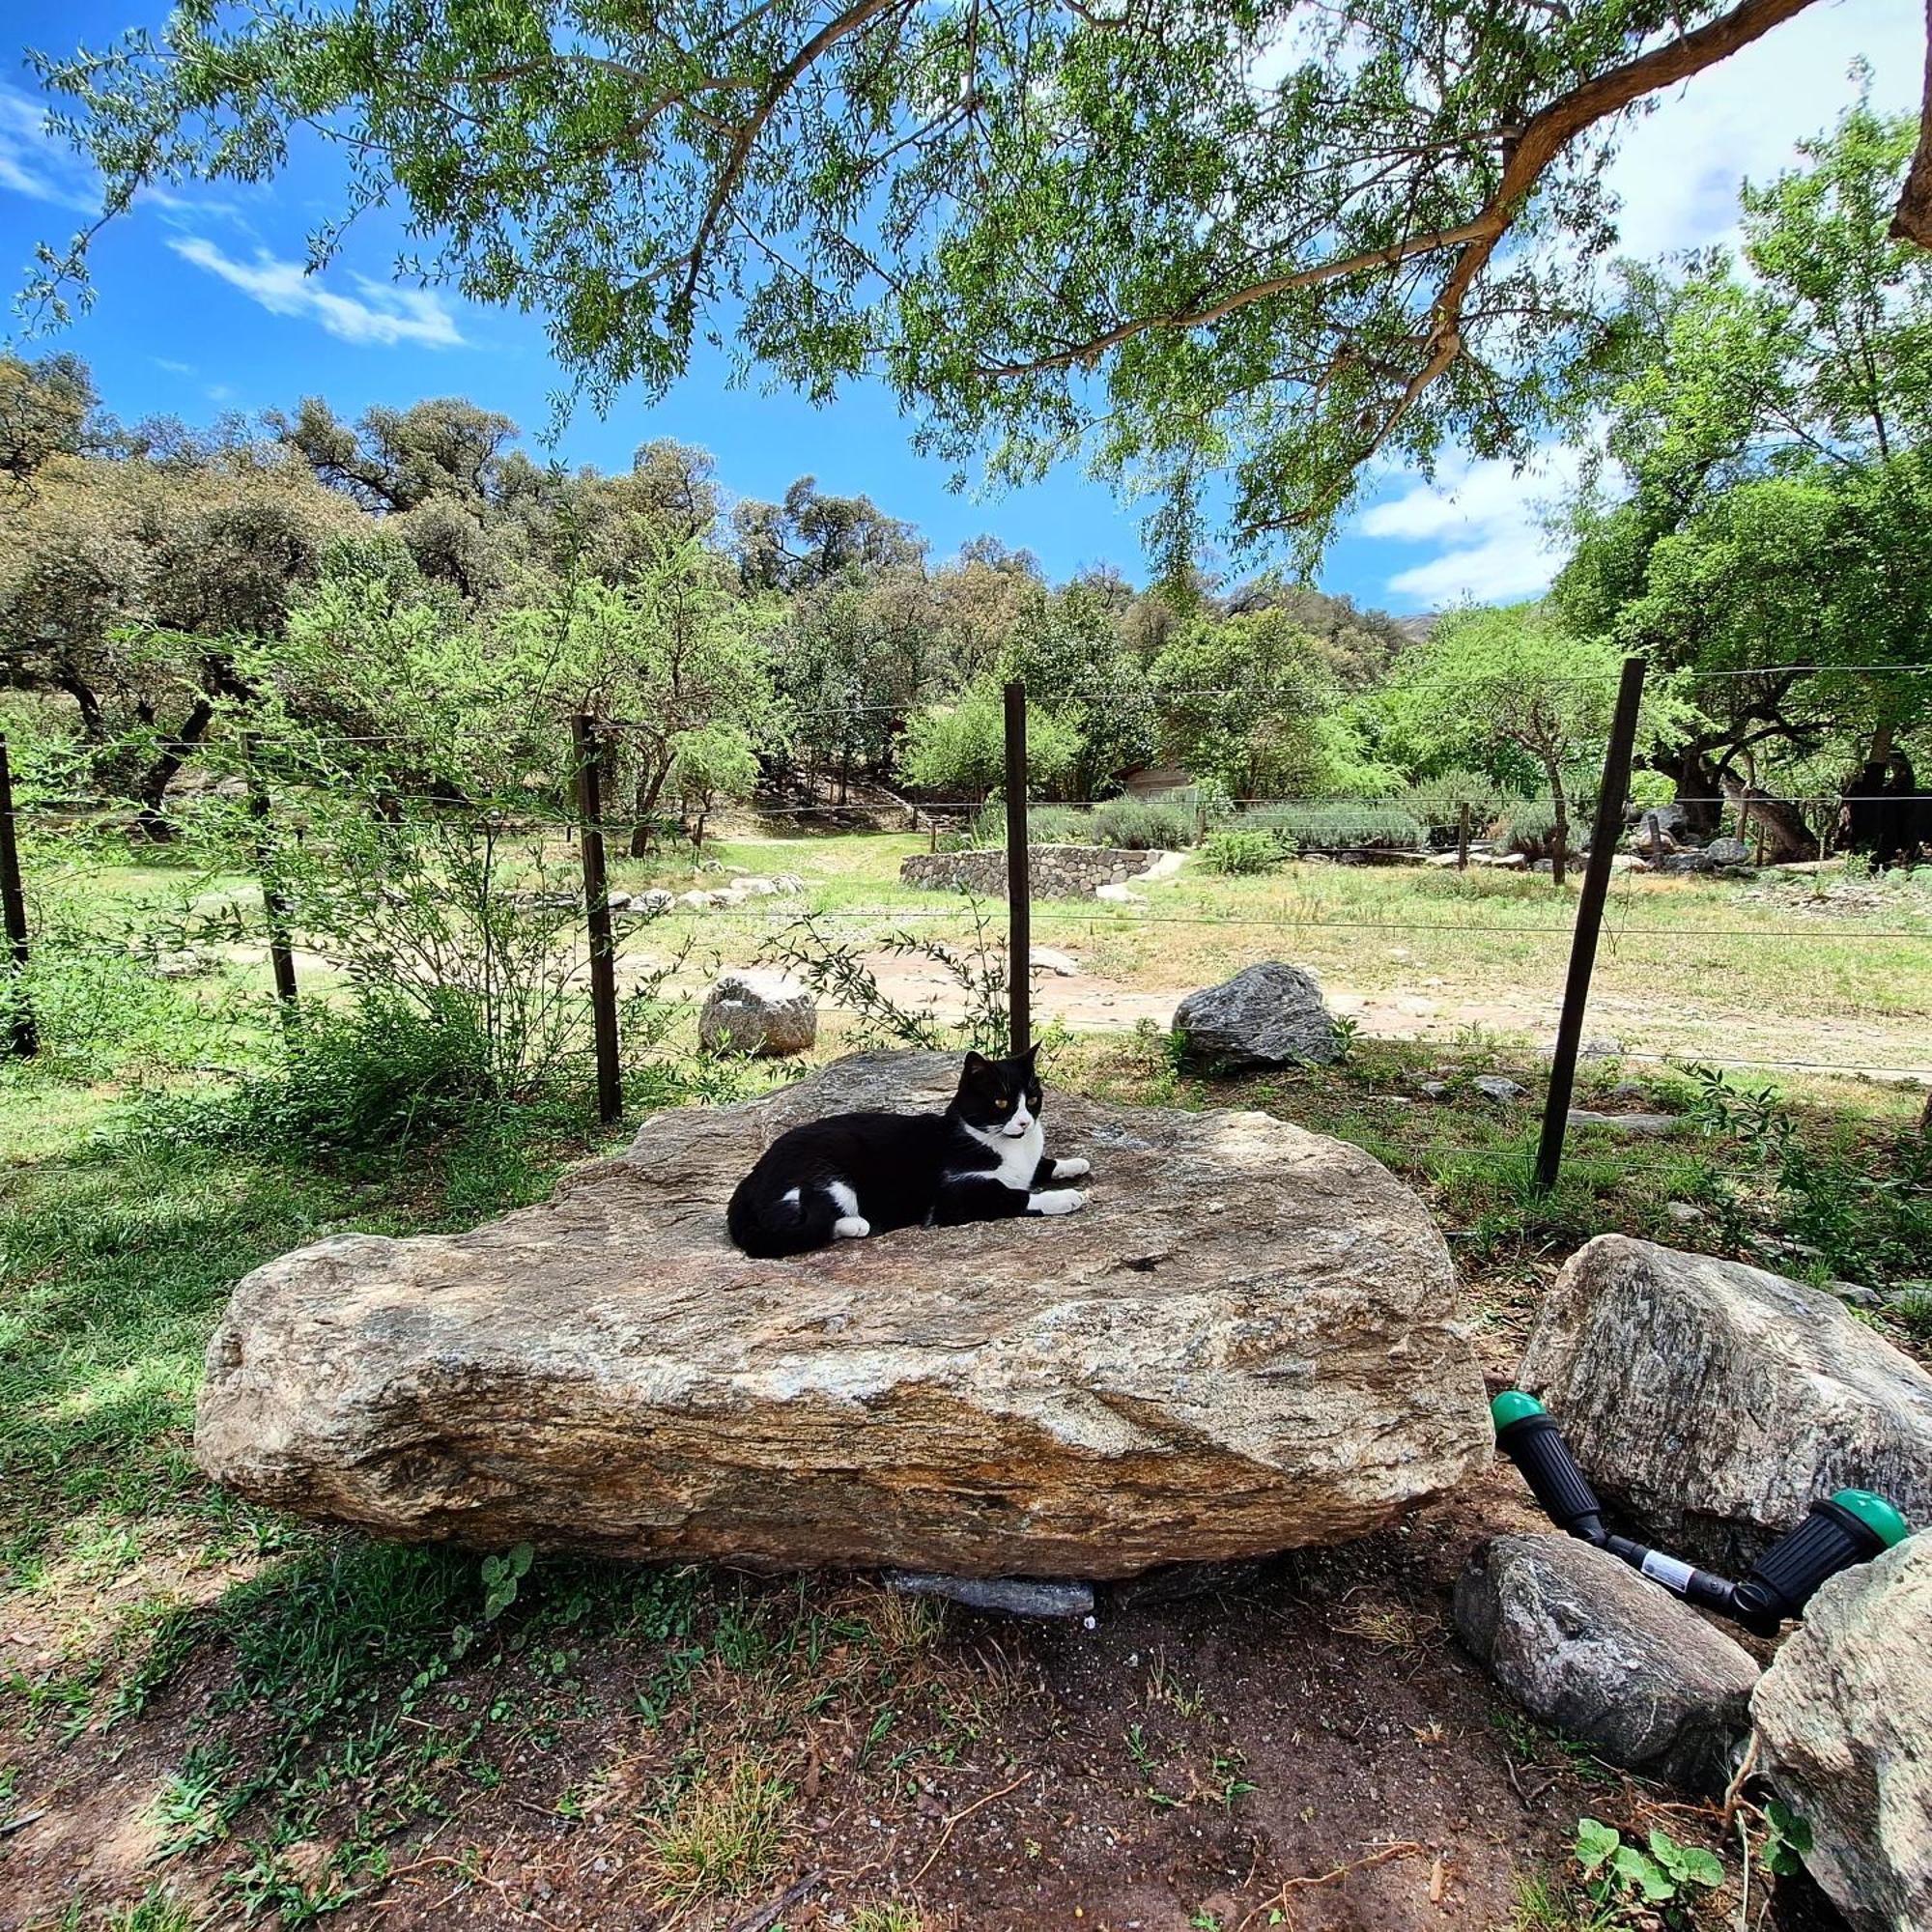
[1640,1550,1695,1595]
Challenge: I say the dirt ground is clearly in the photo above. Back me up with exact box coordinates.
[2,1284,1845,1932]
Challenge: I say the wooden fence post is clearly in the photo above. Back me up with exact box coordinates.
[244,742,299,1013]
[0,733,36,1058]
[1535,656,1647,1192]
[1004,681,1031,1055]
[572,712,624,1125]
[1457,802,1470,871]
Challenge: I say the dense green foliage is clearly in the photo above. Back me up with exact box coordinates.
[31,0,1913,569]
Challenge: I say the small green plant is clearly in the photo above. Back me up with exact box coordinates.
[1757,1798,1813,1877]
[1574,1817,1722,1921]
[1200,828,1282,875]
[480,1542,534,1622]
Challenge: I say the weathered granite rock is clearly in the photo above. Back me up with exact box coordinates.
[698,970,817,1057]
[1454,1533,1759,1792]
[196,1051,1489,1577]
[1520,1235,1932,1569]
[1752,1534,1932,1931]
[1172,962,1340,1068]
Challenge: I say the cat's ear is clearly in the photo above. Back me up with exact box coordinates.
[1018,1041,1041,1070]
[960,1050,991,1079]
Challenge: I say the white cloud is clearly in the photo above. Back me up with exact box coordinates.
[0,82,97,213]
[1363,447,1584,607]
[1598,0,1921,263]
[1357,0,1916,610]
[168,237,466,348]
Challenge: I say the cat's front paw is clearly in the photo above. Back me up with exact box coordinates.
[1052,1157,1091,1181]
[832,1215,872,1240]
[1029,1188,1086,1217]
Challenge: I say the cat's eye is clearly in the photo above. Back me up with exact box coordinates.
[996,1097,1011,1110]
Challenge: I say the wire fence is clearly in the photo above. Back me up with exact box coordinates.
[4,666,1929,1182]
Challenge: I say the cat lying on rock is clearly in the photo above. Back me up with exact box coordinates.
[726,1045,1092,1258]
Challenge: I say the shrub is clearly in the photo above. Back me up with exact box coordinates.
[1400,769,1504,832]
[1238,802,1423,853]
[1200,829,1282,875]
[145,992,498,1165]
[1090,795,1194,849]
[967,802,1093,846]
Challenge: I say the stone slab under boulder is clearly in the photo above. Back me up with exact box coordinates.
[196,1053,1490,1577]
[698,970,817,1057]
[1454,1533,1759,1793]
[1751,1533,1932,1932]
[1520,1235,1932,1571]
[1172,961,1340,1068]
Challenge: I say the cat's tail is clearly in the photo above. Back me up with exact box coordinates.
[726,1177,840,1259]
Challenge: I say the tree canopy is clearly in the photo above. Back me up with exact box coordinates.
[30,0,1929,567]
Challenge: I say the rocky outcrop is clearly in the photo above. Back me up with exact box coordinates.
[1454,1534,1759,1793]
[196,1052,1489,1578]
[1519,1236,1932,1570]
[901,844,1171,900]
[1752,1534,1932,1931]
[698,970,817,1057]
[1172,962,1340,1068]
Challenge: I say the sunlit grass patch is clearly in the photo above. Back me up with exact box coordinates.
[643,1749,798,1907]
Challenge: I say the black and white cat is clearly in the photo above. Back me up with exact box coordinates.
[726,1045,1092,1259]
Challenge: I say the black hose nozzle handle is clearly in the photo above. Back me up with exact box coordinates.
[1490,1391,1909,1634]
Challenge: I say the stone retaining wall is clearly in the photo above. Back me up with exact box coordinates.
[900,843,1167,900]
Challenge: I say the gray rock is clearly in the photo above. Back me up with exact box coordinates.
[1705,836,1751,867]
[884,1572,1095,1619]
[1473,1075,1527,1103]
[1520,1235,1932,1570]
[698,970,817,1058]
[1581,1037,1624,1058]
[1417,1079,1452,1099]
[1030,947,1081,978]
[1752,1533,1932,1930]
[771,873,806,895]
[1454,1533,1759,1793]
[674,889,716,912]
[1172,961,1340,1068]
[632,889,674,918]
[1664,1202,1707,1228]
[194,1051,1491,1578]
[1833,1279,1884,1310]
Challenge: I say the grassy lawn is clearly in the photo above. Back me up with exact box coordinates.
[2,824,1926,1928]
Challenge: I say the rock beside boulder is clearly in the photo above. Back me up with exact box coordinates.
[1172,961,1340,1068]
[1520,1235,1932,1570]
[698,970,817,1057]
[1751,1533,1932,1931]
[195,1051,1490,1578]
[1454,1533,1759,1793]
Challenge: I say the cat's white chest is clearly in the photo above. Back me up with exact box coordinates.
[985,1118,1043,1190]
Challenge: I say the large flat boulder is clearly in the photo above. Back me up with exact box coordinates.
[1751,1533,1932,1931]
[196,1052,1489,1578]
[1519,1235,1932,1570]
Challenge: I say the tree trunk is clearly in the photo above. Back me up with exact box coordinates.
[1548,762,1569,888]
[628,764,670,860]
[1890,0,1932,245]
[1662,743,1722,836]
[1719,775,1818,863]
[52,666,106,742]
[131,698,214,842]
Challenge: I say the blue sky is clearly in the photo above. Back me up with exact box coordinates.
[3,0,1920,611]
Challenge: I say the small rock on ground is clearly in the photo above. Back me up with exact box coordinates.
[1172,961,1340,1068]
[883,1572,1095,1619]
[1473,1075,1527,1102]
[1454,1533,1758,1793]
[698,969,817,1057]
